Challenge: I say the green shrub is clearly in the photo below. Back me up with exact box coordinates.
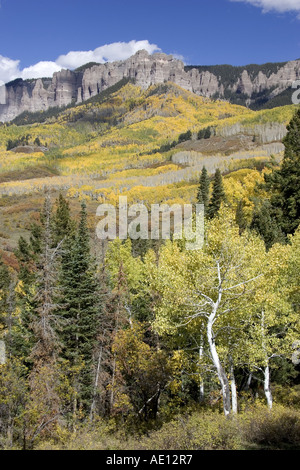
[135,411,240,450]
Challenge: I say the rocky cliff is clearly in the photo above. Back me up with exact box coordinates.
[0,50,299,122]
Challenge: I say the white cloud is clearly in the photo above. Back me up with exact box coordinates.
[20,61,62,80]
[56,40,160,69]
[0,39,161,85]
[231,0,300,14]
[0,55,20,85]
[171,53,186,63]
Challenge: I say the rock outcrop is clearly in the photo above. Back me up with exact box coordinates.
[1,50,300,122]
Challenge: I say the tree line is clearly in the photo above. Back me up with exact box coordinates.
[0,108,299,449]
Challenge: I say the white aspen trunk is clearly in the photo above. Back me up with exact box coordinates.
[199,382,205,403]
[199,336,204,403]
[207,315,231,416]
[245,372,252,391]
[90,346,102,421]
[264,364,273,410]
[230,360,238,414]
[261,310,273,410]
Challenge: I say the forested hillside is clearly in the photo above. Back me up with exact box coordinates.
[0,79,299,450]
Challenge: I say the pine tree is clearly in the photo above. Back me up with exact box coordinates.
[207,168,226,219]
[197,166,210,212]
[264,107,300,235]
[59,201,99,411]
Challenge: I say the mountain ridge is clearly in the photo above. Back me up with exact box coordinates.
[0,50,299,123]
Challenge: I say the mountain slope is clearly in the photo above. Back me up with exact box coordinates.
[0,81,294,191]
[0,51,299,123]
[0,79,297,257]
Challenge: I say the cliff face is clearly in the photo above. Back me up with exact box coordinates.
[229,61,300,98]
[0,50,299,122]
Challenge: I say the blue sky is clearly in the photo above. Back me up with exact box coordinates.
[0,0,300,84]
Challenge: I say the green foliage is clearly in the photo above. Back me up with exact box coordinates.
[0,74,300,449]
[235,199,248,234]
[251,87,294,110]
[196,166,210,210]
[135,410,240,450]
[197,126,213,139]
[207,168,226,218]
[263,107,300,236]
[250,200,285,250]
[10,106,73,126]
[178,129,192,143]
[58,201,99,410]
[52,193,74,246]
[6,134,31,150]
[74,62,100,72]
[0,358,29,449]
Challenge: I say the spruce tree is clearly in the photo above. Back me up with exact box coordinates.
[52,193,74,247]
[15,236,36,286]
[264,107,300,235]
[59,201,99,411]
[197,166,210,212]
[250,200,285,250]
[207,168,226,219]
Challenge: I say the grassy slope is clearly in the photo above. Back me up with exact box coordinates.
[0,80,297,257]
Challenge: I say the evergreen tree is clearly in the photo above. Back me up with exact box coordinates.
[207,169,226,219]
[26,196,64,443]
[235,199,247,235]
[197,166,210,212]
[13,236,38,363]
[15,236,36,286]
[204,127,211,139]
[0,258,20,360]
[198,127,211,140]
[13,196,65,366]
[30,196,60,366]
[178,129,192,143]
[0,257,10,334]
[250,200,285,250]
[52,193,74,247]
[264,107,300,235]
[29,222,43,256]
[59,201,99,411]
